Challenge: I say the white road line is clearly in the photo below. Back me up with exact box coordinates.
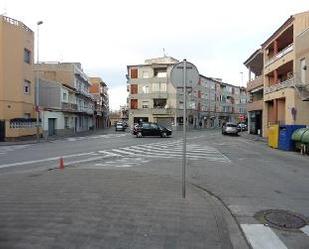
[112,149,136,155]
[241,224,288,249]
[112,147,227,161]
[301,225,309,236]
[98,150,124,157]
[65,156,109,166]
[0,152,96,169]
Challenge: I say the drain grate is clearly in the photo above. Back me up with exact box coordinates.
[256,209,307,230]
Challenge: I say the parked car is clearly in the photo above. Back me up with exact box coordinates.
[115,122,126,131]
[237,123,248,132]
[222,122,239,135]
[132,122,172,138]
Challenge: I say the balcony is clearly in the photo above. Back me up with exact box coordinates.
[61,102,78,112]
[265,43,294,67]
[151,108,173,115]
[247,100,263,112]
[77,106,94,115]
[247,76,263,92]
[264,77,294,94]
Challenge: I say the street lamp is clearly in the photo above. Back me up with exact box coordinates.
[36,20,43,142]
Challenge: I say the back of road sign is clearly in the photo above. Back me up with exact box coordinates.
[170,60,199,88]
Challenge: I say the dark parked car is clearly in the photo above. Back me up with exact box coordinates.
[132,122,172,138]
[237,123,248,132]
[222,122,239,135]
[115,122,126,131]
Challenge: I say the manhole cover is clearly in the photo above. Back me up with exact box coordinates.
[258,210,307,230]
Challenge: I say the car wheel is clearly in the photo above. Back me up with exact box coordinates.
[136,131,143,138]
[161,132,167,138]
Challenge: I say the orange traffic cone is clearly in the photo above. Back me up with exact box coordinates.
[59,157,64,170]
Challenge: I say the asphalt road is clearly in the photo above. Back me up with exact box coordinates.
[0,129,308,248]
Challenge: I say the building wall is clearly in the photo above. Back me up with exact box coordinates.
[42,111,77,138]
[0,16,35,120]
[39,80,61,109]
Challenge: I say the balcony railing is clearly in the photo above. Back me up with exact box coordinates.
[247,75,263,92]
[62,102,78,111]
[151,108,173,115]
[2,16,33,33]
[77,106,94,115]
[247,100,263,112]
[265,43,294,67]
[264,77,294,94]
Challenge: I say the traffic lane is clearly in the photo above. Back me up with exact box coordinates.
[0,133,179,162]
[189,133,309,217]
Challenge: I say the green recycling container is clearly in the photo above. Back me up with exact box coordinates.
[291,128,308,142]
[301,129,309,144]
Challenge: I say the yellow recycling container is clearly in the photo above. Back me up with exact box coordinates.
[268,124,279,148]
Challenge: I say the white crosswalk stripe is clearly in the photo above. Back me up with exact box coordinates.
[241,224,288,249]
[97,140,230,163]
[65,133,128,142]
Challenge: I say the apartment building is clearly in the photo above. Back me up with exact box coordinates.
[127,56,179,127]
[89,77,110,129]
[262,11,309,136]
[127,56,247,128]
[197,75,219,127]
[244,49,264,135]
[35,62,95,137]
[219,83,247,126]
[0,16,37,141]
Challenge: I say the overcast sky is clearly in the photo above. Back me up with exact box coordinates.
[1,0,308,110]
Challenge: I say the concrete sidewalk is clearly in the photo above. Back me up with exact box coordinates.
[238,131,267,143]
[0,166,247,249]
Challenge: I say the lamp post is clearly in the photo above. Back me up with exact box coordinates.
[36,21,43,142]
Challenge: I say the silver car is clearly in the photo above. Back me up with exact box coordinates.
[222,123,239,135]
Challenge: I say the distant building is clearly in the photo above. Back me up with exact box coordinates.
[35,62,95,137]
[127,56,247,128]
[89,77,110,129]
[0,16,37,141]
[127,56,179,127]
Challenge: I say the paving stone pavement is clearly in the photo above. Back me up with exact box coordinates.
[0,167,235,249]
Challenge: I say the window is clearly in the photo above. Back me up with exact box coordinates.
[142,85,149,94]
[300,58,306,84]
[24,49,31,64]
[64,117,69,128]
[153,99,166,108]
[142,71,149,78]
[131,68,138,79]
[131,84,138,94]
[150,123,158,129]
[154,68,167,78]
[63,92,68,102]
[160,83,167,92]
[152,83,160,92]
[142,101,149,108]
[130,99,138,109]
[24,80,31,94]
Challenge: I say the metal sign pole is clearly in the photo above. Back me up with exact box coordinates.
[182,59,187,199]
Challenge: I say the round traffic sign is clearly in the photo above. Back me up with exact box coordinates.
[170,60,199,88]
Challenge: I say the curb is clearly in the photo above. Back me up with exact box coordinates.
[191,183,251,249]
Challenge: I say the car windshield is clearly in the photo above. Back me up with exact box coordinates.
[227,124,237,127]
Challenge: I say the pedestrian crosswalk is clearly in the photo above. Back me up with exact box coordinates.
[0,145,30,156]
[241,224,309,249]
[96,140,231,163]
[65,133,128,142]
